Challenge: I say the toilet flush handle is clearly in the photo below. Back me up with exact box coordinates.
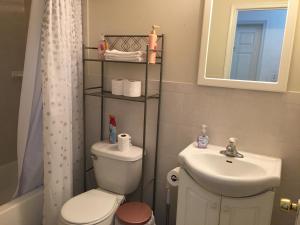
[90,154,98,160]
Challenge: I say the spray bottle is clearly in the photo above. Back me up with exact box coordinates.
[109,115,117,144]
[148,25,160,64]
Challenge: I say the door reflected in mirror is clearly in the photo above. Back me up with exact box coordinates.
[206,2,288,83]
[230,9,287,82]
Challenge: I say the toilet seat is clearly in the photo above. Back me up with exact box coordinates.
[61,189,122,225]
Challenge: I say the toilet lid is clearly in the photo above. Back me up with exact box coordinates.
[61,189,118,224]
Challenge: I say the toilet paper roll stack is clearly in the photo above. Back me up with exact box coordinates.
[167,167,180,187]
[118,133,131,151]
[111,79,142,97]
[123,80,142,97]
[111,79,124,95]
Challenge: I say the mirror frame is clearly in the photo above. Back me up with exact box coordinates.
[197,0,299,92]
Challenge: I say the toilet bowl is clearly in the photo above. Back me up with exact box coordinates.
[60,141,143,225]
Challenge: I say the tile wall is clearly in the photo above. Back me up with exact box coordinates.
[85,79,300,225]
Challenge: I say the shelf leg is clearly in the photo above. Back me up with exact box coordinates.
[141,46,149,202]
[100,61,104,141]
[153,35,164,213]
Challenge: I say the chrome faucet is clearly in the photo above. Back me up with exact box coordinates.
[220,138,244,158]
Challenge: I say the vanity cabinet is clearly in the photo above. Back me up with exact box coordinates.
[176,169,275,225]
[219,192,274,225]
[176,169,221,225]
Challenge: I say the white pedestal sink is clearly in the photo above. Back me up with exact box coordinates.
[178,143,281,197]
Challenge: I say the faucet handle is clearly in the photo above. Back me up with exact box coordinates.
[220,137,243,158]
[226,138,237,153]
[228,137,237,144]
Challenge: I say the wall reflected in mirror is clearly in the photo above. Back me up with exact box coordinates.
[206,1,287,82]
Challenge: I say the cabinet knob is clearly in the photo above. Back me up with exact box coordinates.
[280,198,299,212]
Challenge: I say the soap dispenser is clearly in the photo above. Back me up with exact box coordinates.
[148,25,160,64]
[197,124,209,149]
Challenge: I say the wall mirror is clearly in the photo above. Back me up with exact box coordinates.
[198,0,299,92]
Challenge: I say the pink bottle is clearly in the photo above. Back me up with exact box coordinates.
[148,25,160,64]
[98,34,108,59]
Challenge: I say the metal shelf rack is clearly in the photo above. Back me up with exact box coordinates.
[83,34,164,212]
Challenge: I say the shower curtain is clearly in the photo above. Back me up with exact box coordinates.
[40,0,84,224]
[16,0,44,197]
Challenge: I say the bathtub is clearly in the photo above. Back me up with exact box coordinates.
[0,161,43,225]
[0,187,43,225]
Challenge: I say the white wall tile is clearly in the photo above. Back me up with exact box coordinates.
[86,81,300,225]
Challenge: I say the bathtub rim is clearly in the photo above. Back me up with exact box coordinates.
[0,187,43,213]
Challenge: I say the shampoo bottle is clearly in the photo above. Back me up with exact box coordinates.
[197,124,209,148]
[148,25,160,64]
[109,115,117,144]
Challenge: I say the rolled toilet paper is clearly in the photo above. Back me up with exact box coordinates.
[167,167,180,187]
[117,133,131,151]
[112,78,124,95]
[123,80,142,97]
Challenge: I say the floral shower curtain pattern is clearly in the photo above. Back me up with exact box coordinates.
[40,0,84,224]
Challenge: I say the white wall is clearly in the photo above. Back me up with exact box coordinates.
[86,0,300,91]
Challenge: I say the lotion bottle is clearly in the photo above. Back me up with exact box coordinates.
[98,34,108,59]
[148,25,160,64]
[197,124,209,149]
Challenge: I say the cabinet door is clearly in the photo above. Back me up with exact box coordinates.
[219,191,275,225]
[176,169,221,225]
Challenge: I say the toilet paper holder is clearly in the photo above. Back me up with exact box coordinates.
[167,167,180,187]
[171,175,178,182]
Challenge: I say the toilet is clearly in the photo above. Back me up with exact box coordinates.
[60,141,143,225]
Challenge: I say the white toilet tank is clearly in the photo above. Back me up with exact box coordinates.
[91,142,143,195]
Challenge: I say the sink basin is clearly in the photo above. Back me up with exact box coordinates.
[178,143,281,197]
